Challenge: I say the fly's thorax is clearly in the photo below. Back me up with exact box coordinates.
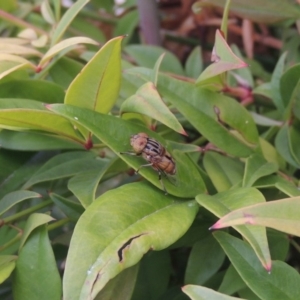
[144,137,164,156]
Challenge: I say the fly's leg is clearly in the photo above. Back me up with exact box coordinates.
[158,170,168,195]
[136,163,153,173]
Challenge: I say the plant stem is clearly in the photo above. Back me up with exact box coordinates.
[0,9,48,36]
[48,218,71,231]
[3,199,52,224]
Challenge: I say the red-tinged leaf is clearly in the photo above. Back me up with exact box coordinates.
[214,231,300,300]
[196,30,248,86]
[196,188,271,270]
[211,196,300,237]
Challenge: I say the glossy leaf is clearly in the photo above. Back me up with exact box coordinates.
[0,255,17,284]
[182,285,245,300]
[23,151,102,188]
[203,152,244,192]
[196,0,300,23]
[19,213,54,251]
[131,251,171,300]
[120,82,186,135]
[113,9,139,46]
[218,264,246,296]
[214,231,300,300]
[49,193,84,221]
[185,235,225,285]
[125,68,258,157]
[124,45,185,75]
[0,79,65,103]
[0,130,84,151]
[48,104,206,198]
[67,159,113,208]
[275,124,300,168]
[13,226,62,300]
[96,264,139,300]
[51,0,90,45]
[40,36,98,67]
[211,196,300,237]
[270,52,287,111]
[0,109,84,142]
[280,63,300,110]
[185,46,203,79]
[196,188,271,270]
[63,182,199,299]
[49,56,83,89]
[242,153,278,187]
[196,30,248,86]
[0,190,41,216]
[65,36,123,114]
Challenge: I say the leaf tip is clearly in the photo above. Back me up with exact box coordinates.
[209,221,222,230]
[181,129,188,136]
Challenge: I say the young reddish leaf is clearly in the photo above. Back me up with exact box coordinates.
[196,30,248,86]
[211,196,300,237]
[196,188,271,270]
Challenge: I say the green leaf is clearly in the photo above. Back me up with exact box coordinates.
[259,137,285,170]
[203,152,244,192]
[49,56,83,89]
[152,53,165,86]
[270,52,287,112]
[211,196,300,237]
[23,151,104,189]
[51,0,90,45]
[185,235,225,285]
[48,104,206,198]
[196,0,300,23]
[40,36,99,67]
[19,213,54,251]
[13,226,62,300]
[214,231,300,300]
[120,82,186,135]
[280,63,300,110]
[0,130,84,151]
[182,285,245,300]
[275,124,300,168]
[218,264,246,296]
[0,79,65,103]
[196,188,271,270]
[131,251,171,300]
[50,193,84,221]
[113,10,139,46]
[0,255,17,284]
[67,159,114,208]
[0,190,41,216]
[63,182,199,299]
[185,46,203,79]
[196,30,248,86]
[65,36,124,114]
[96,264,139,300]
[125,68,258,157]
[242,154,278,187]
[0,109,84,143]
[124,45,185,75]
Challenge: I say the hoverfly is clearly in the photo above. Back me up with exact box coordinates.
[120,132,176,194]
